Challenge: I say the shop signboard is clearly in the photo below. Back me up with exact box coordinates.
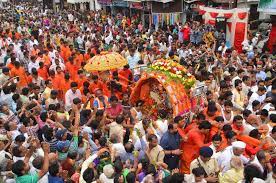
[112,0,128,7]
[130,2,143,9]
[97,0,112,5]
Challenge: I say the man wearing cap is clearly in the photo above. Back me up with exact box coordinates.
[190,146,219,183]
[0,67,10,88]
[218,141,249,173]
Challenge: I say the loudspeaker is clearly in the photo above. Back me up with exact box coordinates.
[215,17,226,33]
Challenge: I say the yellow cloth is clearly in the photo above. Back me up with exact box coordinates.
[219,168,244,183]
[232,88,246,111]
[42,87,52,100]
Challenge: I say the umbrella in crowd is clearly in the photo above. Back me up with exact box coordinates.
[84,52,128,72]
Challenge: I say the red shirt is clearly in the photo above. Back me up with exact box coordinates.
[182,27,190,41]
[106,104,123,117]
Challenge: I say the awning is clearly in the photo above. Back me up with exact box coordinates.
[151,0,174,3]
[124,0,142,2]
[140,0,174,3]
[67,0,91,4]
[212,0,234,3]
[184,0,200,3]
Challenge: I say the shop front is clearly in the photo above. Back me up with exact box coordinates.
[151,0,184,26]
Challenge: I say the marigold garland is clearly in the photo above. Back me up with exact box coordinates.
[149,59,196,90]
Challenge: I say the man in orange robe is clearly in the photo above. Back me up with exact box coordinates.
[232,115,245,135]
[31,44,40,56]
[203,103,222,139]
[75,51,84,68]
[49,70,61,91]
[65,57,79,81]
[118,65,133,83]
[180,121,212,174]
[60,42,71,62]
[43,50,52,67]
[7,57,15,70]
[37,62,48,81]
[89,75,104,94]
[76,70,87,88]
[84,48,92,62]
[60,73,72,100]
[10,61,28,88]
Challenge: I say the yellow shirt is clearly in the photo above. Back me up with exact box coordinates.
[219,168,244,183]
[42,87,52,100]
[232,88,246,111]
[190,157,219,176]
[149,145,165,165]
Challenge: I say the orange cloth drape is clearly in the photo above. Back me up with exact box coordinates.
[180,129,210,174]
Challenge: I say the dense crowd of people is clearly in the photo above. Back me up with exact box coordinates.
[0,3,275,183]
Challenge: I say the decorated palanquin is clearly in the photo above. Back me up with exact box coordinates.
[130,59,196,118]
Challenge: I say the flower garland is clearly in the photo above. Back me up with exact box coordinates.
[150,59,196,89]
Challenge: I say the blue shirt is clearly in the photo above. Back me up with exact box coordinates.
[127,55,139,70]
[256,71,266,81]
[48,175,64,183]
[160,132,180,150]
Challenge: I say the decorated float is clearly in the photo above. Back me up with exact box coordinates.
[130,59,197,119]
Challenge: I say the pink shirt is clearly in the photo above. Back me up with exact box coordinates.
[106,104,123,117]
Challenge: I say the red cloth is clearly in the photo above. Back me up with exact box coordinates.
[227,22,232,32]
[238,12,247,20]
[245,144,261,157]
[234,22,246,53]
[208,19,216,25]
[209,12,219,18]
[268,24,276,53]
[224,13,233,19]
[199,10,206,15]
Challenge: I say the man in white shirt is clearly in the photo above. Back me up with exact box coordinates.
[65,82,82,111]
[232,69,245,87]
[28,56,39,74]
[132,118,160,143]
[104,30,113,45]
[242,75,251,97]
[251,80,266,93]
[247,86,266,110]
[217,141,249,173]
[79,149,109,183]
[218,42,228,56]
[153,109,168,138]
[232,79,247,112]
[49,59,65,73]
[28,36,38,49]
[127,48,140,70]
[68,13,74,22]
